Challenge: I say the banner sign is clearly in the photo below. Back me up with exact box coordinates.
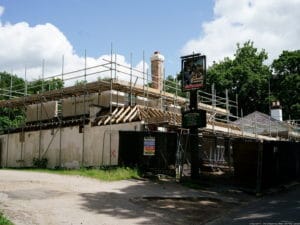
[143,137,156,156]
[181,54,206,92]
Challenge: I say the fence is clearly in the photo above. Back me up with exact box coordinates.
[232,139,300,192]
[118,131,177,175]
[119,130,235,177]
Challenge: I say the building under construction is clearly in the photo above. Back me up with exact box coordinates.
[0,51,299,173]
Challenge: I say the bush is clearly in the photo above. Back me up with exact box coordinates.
[32,157,48,168]
[0,212,13,225]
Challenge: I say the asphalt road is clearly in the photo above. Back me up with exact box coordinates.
[207,185,300,225]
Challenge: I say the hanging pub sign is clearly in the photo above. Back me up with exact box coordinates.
[181,53,206,92]
[143,136,156,156]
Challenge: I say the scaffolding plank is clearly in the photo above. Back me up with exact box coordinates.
[0,79,188,108]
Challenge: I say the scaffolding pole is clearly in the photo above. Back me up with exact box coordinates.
[109,43,113,165]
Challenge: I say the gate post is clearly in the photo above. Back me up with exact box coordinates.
[256,141,263,195]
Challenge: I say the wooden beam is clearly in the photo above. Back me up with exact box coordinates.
[123,106,137,123]
[110,107,125,123]
[103,107,119,125]
[116,106,131,123]
[138,107,149,120]
[129,110,139,122]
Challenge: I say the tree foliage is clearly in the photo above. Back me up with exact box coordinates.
[0,71,25,100]
[0,72,64,131]
[28,78,64,94]
[0,72,26,130]
[271,50,300,120]
[206,41,272,116]
[164,75,186,97]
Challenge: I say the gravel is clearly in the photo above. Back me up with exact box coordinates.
[0,170,237,225]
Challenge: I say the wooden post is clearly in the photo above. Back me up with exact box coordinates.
[256,140,263,195]
[190,90,199,179]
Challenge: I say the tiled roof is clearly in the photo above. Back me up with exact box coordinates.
[232,111,290,134]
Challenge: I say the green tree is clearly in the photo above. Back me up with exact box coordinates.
[28,78,64,94]
[271,50,300,120]
[0,71,25,99]
[206,41,271,116]
[0,72,64,132]
[164,75,186,97]
[0,72,26,131]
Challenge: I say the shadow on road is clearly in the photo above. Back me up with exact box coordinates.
[207,186,300,225]
[79,180,238,225]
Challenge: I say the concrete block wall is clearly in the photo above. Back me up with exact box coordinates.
[26,101,58,122]
[61,91,128,118]
[0,121,142,168]
[62,93,100,117]
[99,90,127,107]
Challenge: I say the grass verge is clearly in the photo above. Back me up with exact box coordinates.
[13,167,140,181]
[0,213,13,225]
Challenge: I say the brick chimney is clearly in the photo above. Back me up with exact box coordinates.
[151,51,164,91]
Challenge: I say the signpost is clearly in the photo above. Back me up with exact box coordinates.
[181,53,206,179]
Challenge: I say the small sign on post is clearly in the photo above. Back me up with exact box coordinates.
[182,109,207,128]
[143,136,156,156]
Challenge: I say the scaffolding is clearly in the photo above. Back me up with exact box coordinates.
[5,48,300,140]
[1,51,300,171]
[1,52,297,141]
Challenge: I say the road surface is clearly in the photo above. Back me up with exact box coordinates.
[0,170,239,225]
[207,185,300,225]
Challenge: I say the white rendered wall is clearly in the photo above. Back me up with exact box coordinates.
[0,121,142,168]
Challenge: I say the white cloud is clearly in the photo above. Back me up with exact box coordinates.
[182,0,300,66]
[0,7,148,88]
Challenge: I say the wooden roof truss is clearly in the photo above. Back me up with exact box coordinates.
[95,105,181,126]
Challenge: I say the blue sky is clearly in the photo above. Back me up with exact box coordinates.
[0,0,299,82]
[0,0,213,75]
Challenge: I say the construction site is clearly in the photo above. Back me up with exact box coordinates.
[0,51,299,190]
